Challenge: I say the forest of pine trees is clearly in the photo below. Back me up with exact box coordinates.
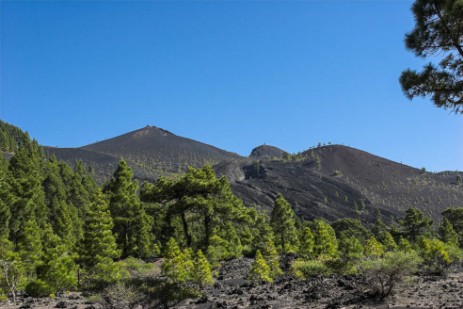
[1,122,463,304]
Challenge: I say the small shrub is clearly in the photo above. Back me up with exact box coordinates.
[290,259,329,279]
[358,251,422,299]
[25,279,54,297]
[102,282,142,309]
[118,257,158,279]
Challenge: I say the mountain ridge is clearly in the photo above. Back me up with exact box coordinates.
[5,121,462,223]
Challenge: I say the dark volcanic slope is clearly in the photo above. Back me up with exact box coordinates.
[249,144,287,159]
[47,126,241,181]
[216,145,463,222]
[216,159,389,222]
[310,145,463,220]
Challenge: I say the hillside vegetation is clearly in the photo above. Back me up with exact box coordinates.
[1,121,463,308]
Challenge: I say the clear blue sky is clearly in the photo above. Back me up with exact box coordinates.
[1,1,462,172]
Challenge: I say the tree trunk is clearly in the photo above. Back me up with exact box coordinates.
[181,212,192,247]
[204,214,211,249]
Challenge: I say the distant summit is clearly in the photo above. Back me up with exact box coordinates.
[249,144,287,159]
[47,125,241,181]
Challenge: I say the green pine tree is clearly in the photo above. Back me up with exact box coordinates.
[78,191,120,286]
[381,231,398,252]
[299,227,315,259]
[339,234,364,261]
[39,225,77,291]
[252,213,275,255]
[161,238,193,283]
[18,218,43,278]
[0,158,12,240]
[193,250,214,287]
[206,232,228,269]
[399,208,433,244]
[104,160,151,258]
[224,222,242,259]
[248,250,272,283]
[365,236,385,258]
[313,219,338,258]
[262,239,283,279]
[8,144,48,248]
[439,217,459,246]
[398,236,414,253]
[270,194,299,254]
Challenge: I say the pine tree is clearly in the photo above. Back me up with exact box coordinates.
[382,231,398,252]
[270,194,299,254]
[206,232,229,269]
[193,250,214,287]
[42,158,77,246]
[439,217,459,246]
[299,227,315,259]
[332,218,371,244]
[78,191,120,286]
[398,236,414,252]
[365,236,385,258]
[142,165,252,253]
[8,144,48,248]
[400,0,463,113]
[18,218,43,278]
[0,157,12,240]
[262,239,283,279]
[39,225,77,291]
[400,208,433,244]
[252,213,275,254]
[224,222,242,259]
[248,250,272,283]
[104,160,151,258]
[162,238,193,283]
[313,219,338,258]
[338,234,364,261]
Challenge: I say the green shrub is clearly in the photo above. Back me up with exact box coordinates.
[102,282,142,309]
[290,259,329,279]
[419,238,463,275]
[358,251,422,299]
[118,257,158,279]
[25,279,54,297]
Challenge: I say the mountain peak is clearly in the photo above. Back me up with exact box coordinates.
[132,125,172,137]
[249,144,287,159]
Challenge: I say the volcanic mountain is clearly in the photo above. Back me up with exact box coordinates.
[45,125,240,182]
[215,145,463,222]
[36,124,463,222]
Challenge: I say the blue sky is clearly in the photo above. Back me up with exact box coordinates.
[1,1,462,172]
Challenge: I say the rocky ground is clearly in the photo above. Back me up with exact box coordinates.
[2,259,463,309]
